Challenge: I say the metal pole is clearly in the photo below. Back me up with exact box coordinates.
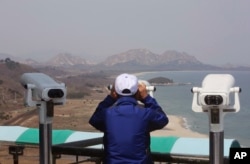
[39,102,48,164]
[209,131,224,164]
[209,108,224,164]
[9,145,24,164]
[47,123,53,164]
[39,101,53,164]
[39,122,48,164]
[47,101,54,164]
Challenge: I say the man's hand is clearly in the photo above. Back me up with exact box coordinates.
[110,84,118,100]
[135,83,148,101]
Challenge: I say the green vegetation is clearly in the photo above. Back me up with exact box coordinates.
[148,77,173,84]
[0,112,12,120]
[4,58,20,70]
[67,92,89,99]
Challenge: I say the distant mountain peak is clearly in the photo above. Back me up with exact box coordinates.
[128,48,153,54]
[102,48,202,67]
[103,48,158,66]
[160,50,202,64]
[46,53,91,66]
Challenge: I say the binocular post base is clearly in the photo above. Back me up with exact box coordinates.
[209,131,224,164]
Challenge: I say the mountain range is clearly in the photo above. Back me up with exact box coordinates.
[1,49,250,71]
[1,48,250,111]
[100,49,218,71]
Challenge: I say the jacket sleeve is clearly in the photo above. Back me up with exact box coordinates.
[141,95,169,132]
[89,95,116,131]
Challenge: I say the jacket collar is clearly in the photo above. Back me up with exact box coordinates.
[116,96,138,106]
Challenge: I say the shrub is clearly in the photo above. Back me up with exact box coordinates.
[67,92,87,99]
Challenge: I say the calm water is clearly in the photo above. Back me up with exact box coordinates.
[137,71,250,147]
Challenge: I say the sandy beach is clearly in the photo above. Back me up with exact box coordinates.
[151,115,207,138]
[0,92,207,163]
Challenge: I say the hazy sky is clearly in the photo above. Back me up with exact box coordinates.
[0,0,250,65]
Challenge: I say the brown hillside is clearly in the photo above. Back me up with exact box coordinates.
[0,61,37,110]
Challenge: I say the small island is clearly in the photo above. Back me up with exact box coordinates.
[148,77,191,86]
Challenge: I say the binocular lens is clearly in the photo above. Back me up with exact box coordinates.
[48,89,64,98]
[205,95,223,105]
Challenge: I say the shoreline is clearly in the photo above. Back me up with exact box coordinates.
[53,98,209,138]
[63,96,208,138]
[151,115,208,138]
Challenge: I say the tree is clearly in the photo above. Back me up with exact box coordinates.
[5,58,11,63]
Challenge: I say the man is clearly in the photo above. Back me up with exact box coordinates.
[89,73,168,164]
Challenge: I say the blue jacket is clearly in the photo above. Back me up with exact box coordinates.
[89,95,168,164]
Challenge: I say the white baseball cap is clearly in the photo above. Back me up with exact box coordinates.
[115,73,138,96]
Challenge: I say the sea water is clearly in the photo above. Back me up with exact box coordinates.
[137,71,250,147]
